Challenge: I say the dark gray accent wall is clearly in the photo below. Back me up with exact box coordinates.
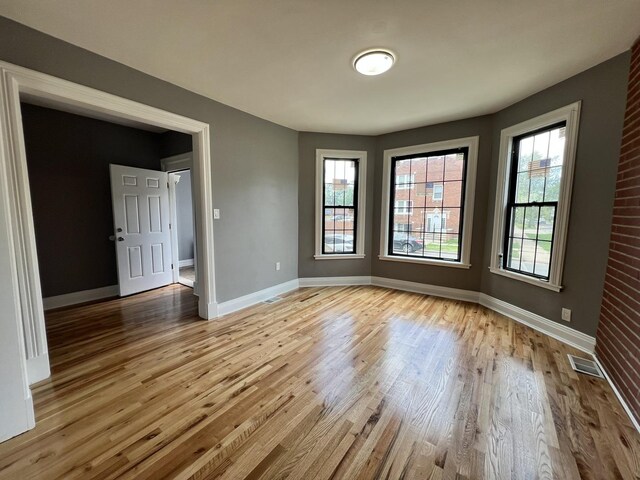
[160,130,192,158]
[481,52,631,336]
[176,170,195,261]
[298,133,376,278]
[21,103,163,297]
[0,16,299,303]
[371,117,494,292]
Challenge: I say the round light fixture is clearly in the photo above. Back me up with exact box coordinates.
[353,49,395,76]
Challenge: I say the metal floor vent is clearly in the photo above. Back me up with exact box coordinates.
[263,296,283,304]
[568,355,604,378]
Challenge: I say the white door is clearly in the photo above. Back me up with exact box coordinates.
[110,164,173,296]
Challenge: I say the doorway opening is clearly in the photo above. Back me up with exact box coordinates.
[0,60,217,404]
[161,153,198,291]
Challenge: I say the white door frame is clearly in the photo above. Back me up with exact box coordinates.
[0,60,219,397]
[162,154,198,293]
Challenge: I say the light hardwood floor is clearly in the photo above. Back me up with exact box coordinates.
[0,284,638,479]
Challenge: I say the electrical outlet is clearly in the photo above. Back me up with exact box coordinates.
[561,308,571,322]
[275,262,281,271]
[213,209,220,219]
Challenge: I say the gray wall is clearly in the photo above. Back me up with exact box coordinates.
[298,53,630,337]
[372,116,494,292]
[176,170,195,261]
[0,16,299,303]
[21,103,163,297]
[298,133,376,278]
[481,52,631,336]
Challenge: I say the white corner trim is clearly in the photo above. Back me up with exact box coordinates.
[478,293,595,354]
[179,258,195,268]
[299,276,372,287]
[593,356,640,434]
[43,285,119,311]
[371,276,480,303]
[217,279,300,317]
[26,353,50,385]
[200,300,218,320]
[0,391,34,443]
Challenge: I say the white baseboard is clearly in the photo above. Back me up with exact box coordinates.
[299,276,372,287]
[43,285,119,311]
[0,391,34,443]
[593,356,640,434]
[26,353,50,385]
[371,276,480,303]
[179,259,194,268]
[199,299,218,320]
[179,277,195,288]
[478,293,595,354]
[217,279,300,317]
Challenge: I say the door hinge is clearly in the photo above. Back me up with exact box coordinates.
[171,263,174,269]
[169,223,172,229]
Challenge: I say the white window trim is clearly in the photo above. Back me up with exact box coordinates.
[379,136,478,268]
[489,101,581,292]
[315,149,367,260]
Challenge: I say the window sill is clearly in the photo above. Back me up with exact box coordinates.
[378,255,471,269]
[489,267,562,292]
[314,254,365,260]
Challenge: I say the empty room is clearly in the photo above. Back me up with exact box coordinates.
[0,2,638,479]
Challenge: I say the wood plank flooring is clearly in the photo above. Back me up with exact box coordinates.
[0,284,638,479]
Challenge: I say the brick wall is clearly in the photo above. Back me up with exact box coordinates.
[596,38,640,425]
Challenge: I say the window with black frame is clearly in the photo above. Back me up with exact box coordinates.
[503,122,566,280]
[389,147,468,261]
[322,158,358,254]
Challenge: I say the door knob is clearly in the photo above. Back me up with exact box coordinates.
[117,227,123,232]
[118,237,124,242]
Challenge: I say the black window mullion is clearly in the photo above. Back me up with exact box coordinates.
[322,158,358,255]
[389,147,468,262]
[502,121,565,280]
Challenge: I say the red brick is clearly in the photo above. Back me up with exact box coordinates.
[597,40,640,424]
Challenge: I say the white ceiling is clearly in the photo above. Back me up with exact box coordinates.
[1,1,639,135]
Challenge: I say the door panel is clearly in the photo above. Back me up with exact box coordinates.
[110,165,173,296]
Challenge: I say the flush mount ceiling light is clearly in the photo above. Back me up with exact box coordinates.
[353,49,395,76]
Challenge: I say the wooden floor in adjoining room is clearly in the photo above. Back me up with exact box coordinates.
[0,285,638,479]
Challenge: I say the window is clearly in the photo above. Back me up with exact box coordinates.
[315,149,367,259]
[395,200,413,214]
[396,174,415,189]
[380,137,479,268]
[490,102,581,291]
[432,183,443,200]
